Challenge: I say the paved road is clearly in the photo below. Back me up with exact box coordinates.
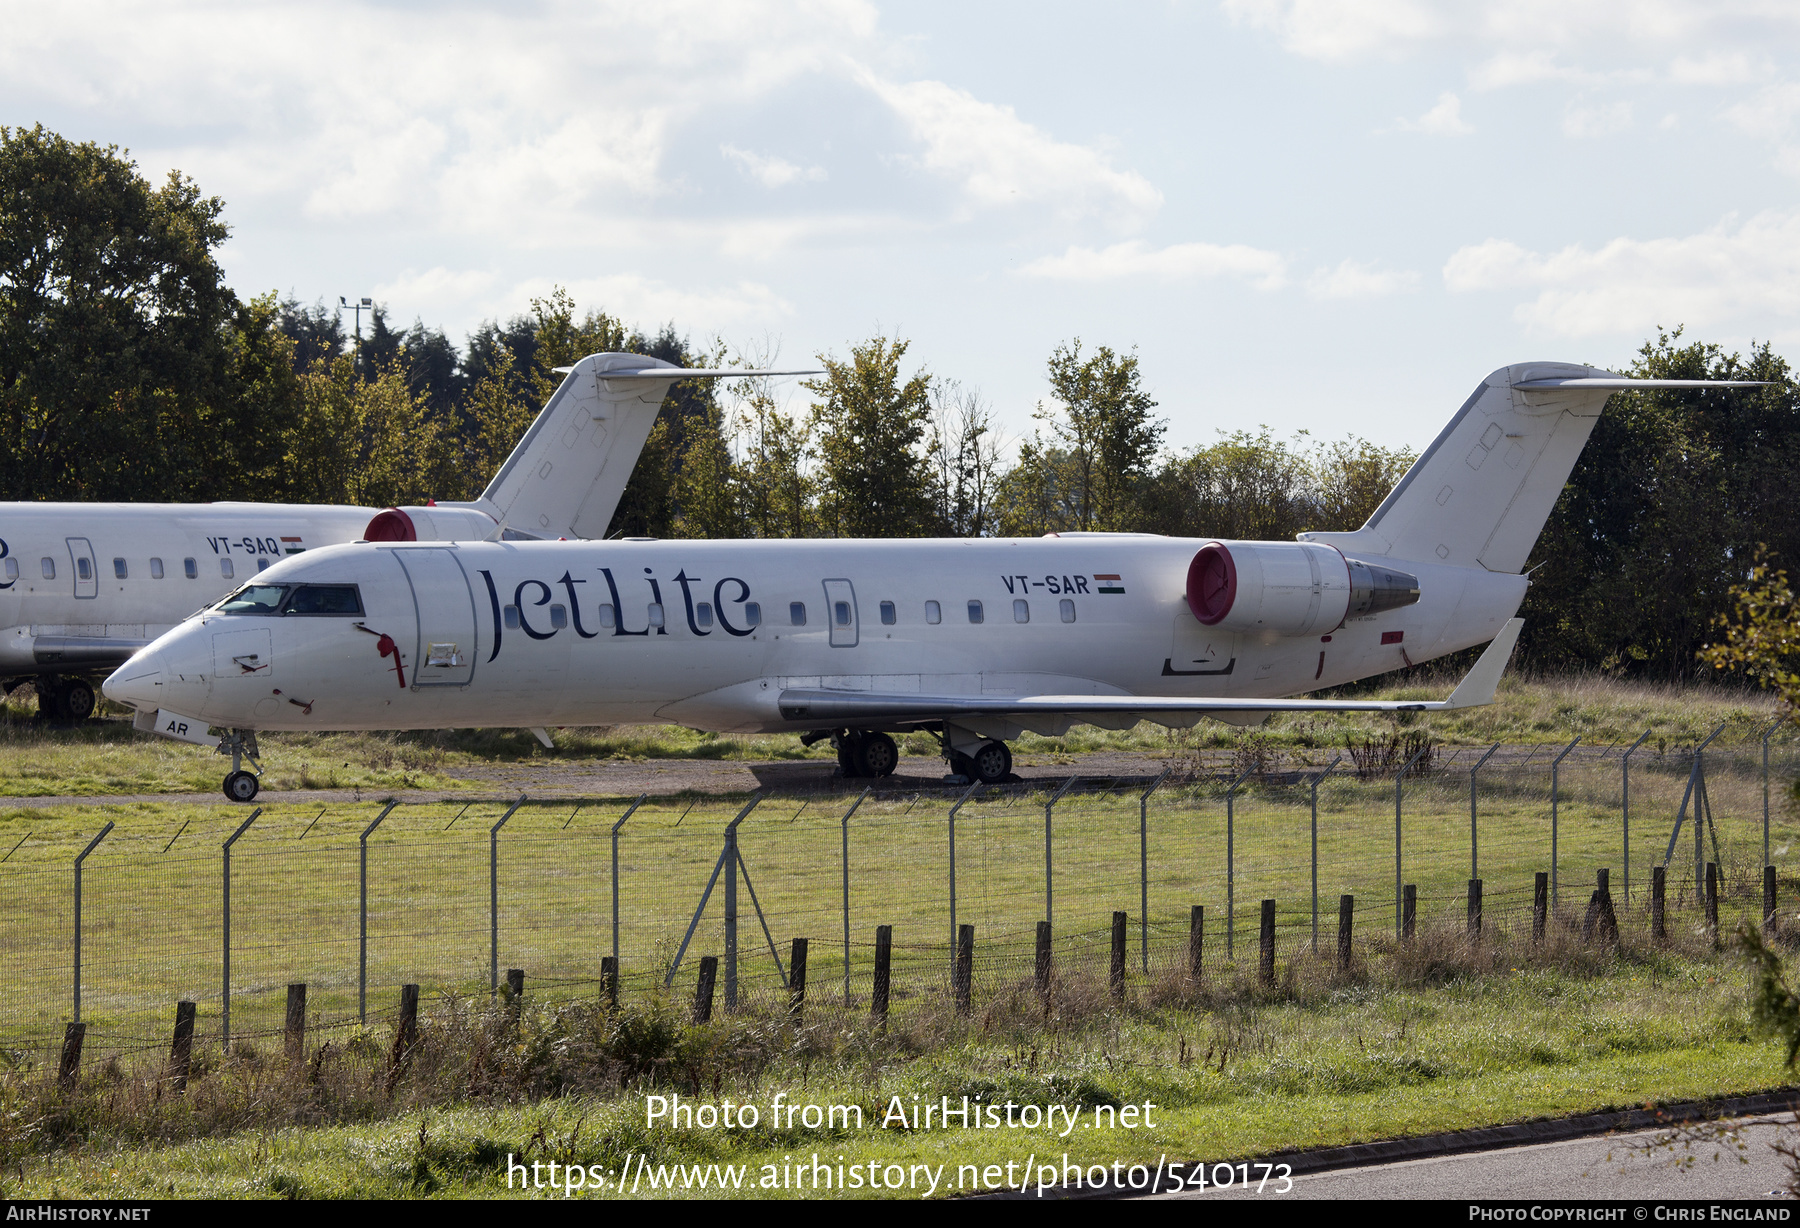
[1168,1116,1794,1200]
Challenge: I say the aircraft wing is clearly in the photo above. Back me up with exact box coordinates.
[778,619,1522,725]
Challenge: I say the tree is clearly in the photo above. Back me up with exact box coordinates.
[0,125,248,500]
[282,355,442,508]
[1698,547,1800,715]
[928,380,1004,537]
[805,336,938,538]
[728,364,815,538]
[1037,340,1164,531]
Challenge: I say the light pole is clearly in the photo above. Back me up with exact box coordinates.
[339,295,373,364]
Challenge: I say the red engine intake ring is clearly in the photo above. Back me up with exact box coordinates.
[364,508,417,542]
[1187,543,1236,625]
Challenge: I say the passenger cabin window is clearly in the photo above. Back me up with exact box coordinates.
[880,601,896,625]
[598,604,616,628]
[789,602,806,626]
[550,604,568,629]
[697,602,713,627]
[3,559,16,582]
[648,603,665,628]
[257,559,271,572]
[1013,599,1029,623]
[1060,598,1076,623]
[184,558,198,579]
[112,558,127,579]
[925,600,941,625]
[220,558,234,579]
[504,605,521,629]
[744,602,762,627]
[77,557,91,581]
[149,558,164,579]
[834,601,851,626]
[40,558,54,580]
[967,600,984,624]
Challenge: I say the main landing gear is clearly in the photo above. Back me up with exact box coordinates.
[219,728,264,803]
[949,739,1013,785]
[31,675,96,721]
[831,730,900,779]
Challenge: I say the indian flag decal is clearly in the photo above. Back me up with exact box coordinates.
[1095,573,1125,594]
[281,535,305,555]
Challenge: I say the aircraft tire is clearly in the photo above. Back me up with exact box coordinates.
[970,740,1012,784]
[837,736,861,777]
[853,731,899,778]
[62,679,95,721]
[222,771,260,804]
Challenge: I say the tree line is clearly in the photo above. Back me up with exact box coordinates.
[5,126,1800,682]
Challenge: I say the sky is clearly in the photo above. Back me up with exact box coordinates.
[5,0,1800,455]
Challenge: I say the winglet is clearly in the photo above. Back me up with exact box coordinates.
[1443,618,1523,709]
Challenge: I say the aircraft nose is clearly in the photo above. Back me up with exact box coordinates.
[103,650,165,711]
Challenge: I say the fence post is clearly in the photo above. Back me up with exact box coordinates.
[1652,864,1667,942]
[948,781,979,965]
[611,794,646,965]
[71,821,114,1025]
[1395,745,1429,939]
[388,983,420,1089]
[1225,769,1252,959]
[1310,756,1344,952]
[221,808,261,1046]
[1036,920,1053,999]
[601,956,620,1009]
[1045,777,1080,928]
[872,925,892,1020]
[285,983,306,1065]
[1337,894,1353,969]
[1140,769,1168,974]
[58,1022,84,1089]
[1470,743,1500,884]
[841,787,870,1001]
[664,795,763,988]
[1621,731,1650,901]
[1258,900,1276,986]
[789,937,808,1021]
[168,1000,196,1092]
[359,800,399,1024]
[1187,905,1204,983]
[1766,866,1779,937]
[489,794,526,999]
[1550,737,1582,909]
[1467,880,1482,938]
[506,967,525,1003]
[954,924,974,1015]
[1402,884,1416,941]
[1533,871,1548,944]
[693,955,718,1024]
[1706,862,1720,944]
[1767,721,1782,869]
[1110,911,1127,1002]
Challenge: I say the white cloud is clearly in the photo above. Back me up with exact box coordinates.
[1021,240,1288,290]
[1394,92,1473,135]
[721,145,828,187]
[1442,211,1800,336]
[1562,99,1633,138]
[1306,259,1420,299]
[858,73,1163,227]
[1220,0,1447,62]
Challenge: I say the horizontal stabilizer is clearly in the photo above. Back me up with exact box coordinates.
[551,366,821,380]
[778,620,1524,727]
[1511,378,1767,390]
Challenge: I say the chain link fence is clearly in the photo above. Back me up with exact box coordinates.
[4,731,1795,1065]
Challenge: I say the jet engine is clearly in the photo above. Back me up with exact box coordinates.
[1186,541,1419,637]
[363,505,500,543]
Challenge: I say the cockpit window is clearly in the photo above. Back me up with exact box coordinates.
[286,585,363,615]
[217,584,288,614]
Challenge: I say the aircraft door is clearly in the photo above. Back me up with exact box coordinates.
[66,538,97,599]
[822,578,858,648]
[393,547,479,687]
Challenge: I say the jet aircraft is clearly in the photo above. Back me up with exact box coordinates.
[2,354,811,717]
[101,361,1760,801]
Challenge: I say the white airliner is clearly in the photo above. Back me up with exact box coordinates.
[102,361,1758,802]
[1,355,810,718]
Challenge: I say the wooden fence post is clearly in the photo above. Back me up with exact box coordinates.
[168,1001,196,1092]
[1187,906,1205,983]
[600,956,619,1009]
[1467,880,1482,939]
[789,938,808,1021]
[1652,865,1667,943]
[387,983,420,1092]
[1035,920,1053,999]
[1258,899,1276,987]
[285,983,307,1065]
[1110,911,1127,1002]
[1337,895,1354,970]
[58,1021,85,1090]
[693,956,718,1024]
[1706,863,1720,946]
[506,967,524,1002]
[954,924,974,1015]
[1533,872,1548,944]
[1767,866,1779,937]
[1402,885,1416,942]
[872,926,892,1020]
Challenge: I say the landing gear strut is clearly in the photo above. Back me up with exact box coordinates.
[218,728,264,803]
[33,675,96,721]
[832,730,900,778]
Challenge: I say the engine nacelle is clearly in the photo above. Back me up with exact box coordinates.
[1186,541,1418,637]
[364,505,500,543]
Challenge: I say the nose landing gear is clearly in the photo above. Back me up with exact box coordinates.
[218,728,264,803]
